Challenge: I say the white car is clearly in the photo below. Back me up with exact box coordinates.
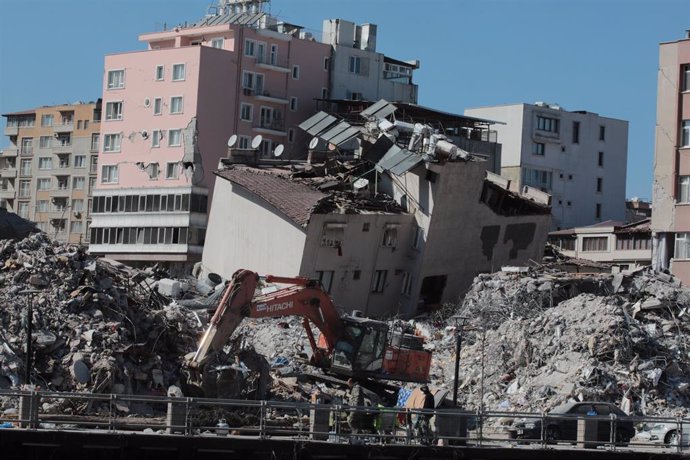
[643,422,690,446]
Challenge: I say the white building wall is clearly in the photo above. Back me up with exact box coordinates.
[201,177,307,278]
[466,103,628,230]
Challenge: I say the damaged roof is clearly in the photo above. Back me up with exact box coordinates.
[216,168,327,228]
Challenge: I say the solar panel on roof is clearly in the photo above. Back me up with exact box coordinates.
[361,99,397,119]
[329,126,361,146]
[376,145,422,176]
[298,112,338,135]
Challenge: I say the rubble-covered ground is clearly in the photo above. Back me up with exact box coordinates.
[424,267,690,417]
[2,232,690,421]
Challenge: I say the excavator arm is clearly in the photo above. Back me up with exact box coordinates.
[187,269,344,373]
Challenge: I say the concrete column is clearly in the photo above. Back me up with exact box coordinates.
[577,418,597,449]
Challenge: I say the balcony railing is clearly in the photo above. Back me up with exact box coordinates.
[20,148,33,156]
[255,120,285,132]
[53,123,74,133]
[2,148,18,157]
[0,168,17,178]
[256,55,290,72]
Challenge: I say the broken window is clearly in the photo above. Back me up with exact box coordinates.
[582,236,608,252]
[381,224,398,247]
[321,223,345,247]
[371,270,387,293]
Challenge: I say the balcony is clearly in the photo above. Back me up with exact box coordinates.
[52,186,71,197]
[256,55,290,73]
[253,90,289,105]
[4,126,18,136]
[20,148,34,157]
[2,148,18,157]
[0,189,15,199]
[253,120,287,136]
[53,143,72,154]
[53,123,74,134]
[0,168,17,178]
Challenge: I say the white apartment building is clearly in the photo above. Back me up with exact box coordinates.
[322,19,419,104]
[465,103,628,230]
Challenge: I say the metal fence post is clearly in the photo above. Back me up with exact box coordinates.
[108,394,115,432]
[541,411,546,448]
[677,417,683,454]
[609,413,616,451]
[184,398,191,436]
[477,408,483,448]
[259,400,266,439]
[405,408,412,445]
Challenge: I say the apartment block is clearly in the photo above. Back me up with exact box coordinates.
[88,0,332,268]
[322,19,419,103]
[1,102,101,244]
[465,103,629,230]
[652,30,690,283]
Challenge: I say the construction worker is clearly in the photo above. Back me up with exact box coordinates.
[418,385,435,445]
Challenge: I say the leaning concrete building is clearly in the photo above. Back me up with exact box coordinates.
[201,101,551,317]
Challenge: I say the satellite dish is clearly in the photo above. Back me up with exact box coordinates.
[309,137,320,150]
[353,178,369,190]
[141,130,149,139]
[273,144,284,158]
[328,143,337,151]
[227,134,237,148]
[251,135,263,149]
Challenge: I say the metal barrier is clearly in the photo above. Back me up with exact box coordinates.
[0,389,687,453]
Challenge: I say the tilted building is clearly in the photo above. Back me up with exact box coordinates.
[1,102,101,244]
[652,30,690,283]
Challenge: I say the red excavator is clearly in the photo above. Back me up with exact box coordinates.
[185,269,432,393]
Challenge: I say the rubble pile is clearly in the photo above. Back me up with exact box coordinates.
[0,233,203,396]
[427,267,690,416]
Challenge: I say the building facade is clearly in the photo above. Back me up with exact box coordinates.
[465,103,629,230]
[652,31,690,283]
[322,19,419,103]
[549,219,652,272]
[2,102,101,244]
[88,1,332,268]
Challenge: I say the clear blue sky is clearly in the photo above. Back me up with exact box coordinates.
[1,0,688,200]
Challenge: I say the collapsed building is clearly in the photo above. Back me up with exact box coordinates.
[201,100,552,317]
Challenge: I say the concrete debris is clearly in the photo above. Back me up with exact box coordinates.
[425,266,690,417]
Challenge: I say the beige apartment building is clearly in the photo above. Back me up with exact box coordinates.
[652,31,690,283]
[1,101,101,244]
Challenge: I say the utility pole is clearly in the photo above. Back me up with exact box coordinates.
[19,290,40,384]
[451,315,469,406]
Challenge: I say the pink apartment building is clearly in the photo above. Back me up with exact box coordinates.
[88,3,330,269]
[652,30,690,283]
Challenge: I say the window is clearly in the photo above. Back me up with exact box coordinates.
[170,96,183,114]
[616,234,651,251]
[240,103,253,121]
[292,65,300,79]
[682,120,690,147]
[103,134,122,152]
[426,170,439,183]
[680,176,690,203]
[413,225,424,249]
[321,223,345,247]
[70,221,83,234]
[382,225,398,247]
[290,97,298,111]
[166,162,179,179]
[107,70,125,89]
[321,88,328,99]
[244,39,256,56]
[20,138,33,155]
[349,56,361,74]
[211,38,224,49]
[572,121,580,144]
[105,101,123,120]
[88,134,99,152]
[18,180,31,197]
[242,71,263,93]
[172,63,185,81]
[74,155,86,168]
[683,64,690,92]
[288,128,295,143]
[37,178,51,190]
[582,236,607,252]
[20,159,32,176]
[596,177,603,193]
[522,167,552,191]
[151,130,161,148]
[323,57,330,71]
[371,270,387,293]
[89,176,96,192]
[73,176,85,190]
[17,202,29,218]
[353,270,361,280]
[77,120,82,130]
[72,199,83,212]
[238,136,251,149]
[168,129,182,146]
[350,91,363,101]
[101,165,118,184]
[90,156,98,174]
[153,97,162,116]
[675,233,690,259]
[149,163,159,180]
[401,272,413,296]
[84,120,89,129]
[39,136,51,149]
[595,203,602,219]
[36,200,49,212]
[315,270,334,293]
[38,157,52,170]
[536,115,559,133]
[599,125,606,141]
[598,151,604,167]
[259,139,273,157]
[41,114,54,127]
[155,65,164,81]
[533,142,545,155]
